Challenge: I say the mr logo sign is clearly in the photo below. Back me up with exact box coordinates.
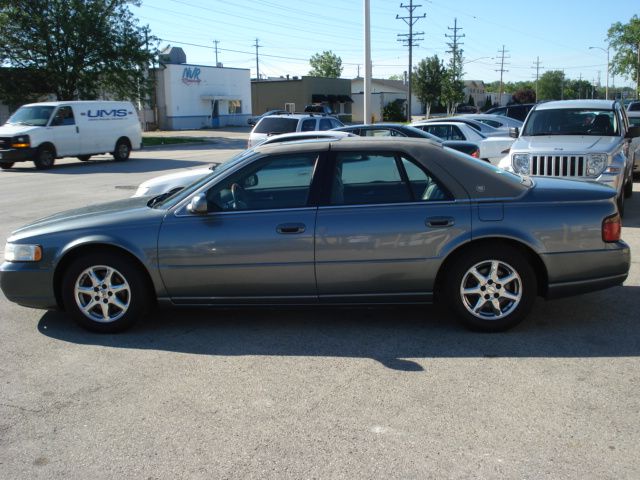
[182,67,202,85]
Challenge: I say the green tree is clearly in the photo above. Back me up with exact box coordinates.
[388,74,404,81]
[308,51,343,78]
[441,69,465,115]
[412,55,445,118]
[512,88,536,104]
[607,15,640,96]
[0,0,156,102]
[537,70,565,101]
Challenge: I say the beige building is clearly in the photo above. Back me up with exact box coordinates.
[251,76,352,120]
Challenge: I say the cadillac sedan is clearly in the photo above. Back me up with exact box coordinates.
[0,137,629,333]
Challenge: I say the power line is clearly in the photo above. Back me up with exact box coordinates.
[396,0,426,121]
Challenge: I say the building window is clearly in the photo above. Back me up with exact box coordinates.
[228,100,242,114]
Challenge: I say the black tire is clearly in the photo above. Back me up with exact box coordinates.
[61,252,150,332]
[443,245,537,332]
[624,176,633,198]
[34,146,55,170]
[617,192,625,217]
[77,155,91,162]
[1,162,14,169]
[112,138,131,161]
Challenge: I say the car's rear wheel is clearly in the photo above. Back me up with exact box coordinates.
[1,162,14,169]
[77,155,91,162]
[112,138,131,161]
[62,252,149,332]
[34,145,55,170]
[443,245,537,332]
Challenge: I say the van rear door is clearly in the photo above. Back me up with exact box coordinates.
[49,106,80,156]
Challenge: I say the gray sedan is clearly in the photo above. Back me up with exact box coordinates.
[0,137,629,332]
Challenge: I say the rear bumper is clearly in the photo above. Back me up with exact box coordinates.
[543,243,630,299]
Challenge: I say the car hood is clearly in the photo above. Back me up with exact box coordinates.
[0,124,41,136]
[526,176,617,202]
[513,135,618,154]
[8,197,165,241]
[136,167,211,196]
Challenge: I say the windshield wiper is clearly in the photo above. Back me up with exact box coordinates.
[147,187,184,207]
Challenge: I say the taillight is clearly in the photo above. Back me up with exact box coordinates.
[602,213,621,242]
[471,149,479,158]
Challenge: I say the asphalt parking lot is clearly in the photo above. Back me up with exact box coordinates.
[1,132,640,479]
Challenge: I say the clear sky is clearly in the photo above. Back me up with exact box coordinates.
[133,0,639,88]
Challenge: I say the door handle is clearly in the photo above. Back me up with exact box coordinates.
[426,216,454,228]
[276,223,306,234]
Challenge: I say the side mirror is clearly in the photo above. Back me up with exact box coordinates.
[186,193,208,214]
[509,127,519,138]
[625,126,640,138]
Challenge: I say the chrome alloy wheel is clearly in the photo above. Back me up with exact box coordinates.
[74,265,131,323]
[459,259,522,320]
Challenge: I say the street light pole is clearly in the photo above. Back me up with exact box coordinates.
[589,46,609,100]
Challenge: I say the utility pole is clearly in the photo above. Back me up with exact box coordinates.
[578,73,582,99]
[495,45,509,106]
[561,69,565,100]
[364,0,371,124]
[637,42,640,99]
[254,38,261,80]
[445,18,465,79]
[396,1,425,122]
[213,40,220,66]
[532,56,542,101]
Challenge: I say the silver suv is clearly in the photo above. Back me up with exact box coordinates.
[248,114,343,147]
[503,99,640,214]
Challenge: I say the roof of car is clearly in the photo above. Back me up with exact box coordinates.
[258,113,338,120]
[534,99,617,110]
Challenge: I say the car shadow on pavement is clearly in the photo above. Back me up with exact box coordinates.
[4,157,210,175]
[37,285,640,371]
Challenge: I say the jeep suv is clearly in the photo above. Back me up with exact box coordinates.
[248,114,343,147]
[502,99,640,214]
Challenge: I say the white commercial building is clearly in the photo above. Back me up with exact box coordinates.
[154,50,251,130]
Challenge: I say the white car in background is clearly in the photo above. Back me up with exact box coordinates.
[457,113,524,131]
[133,131,354,198]
[411,120,487,142]
[248,113,344,148]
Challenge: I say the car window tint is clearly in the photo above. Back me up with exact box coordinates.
[400,157,450,201]
[319,118,333,130]
[629,103,640,112]
[206,153,317,211]
[365,129,392,137]
[424,125,449,140]
[450,125,465,140]
[300,119,316,131]
[629,117,640,126]
[52,106,75,126]
[253,117,299,134]
[330,153,411,205]
[478,119,502,128]
[330,118,343,128]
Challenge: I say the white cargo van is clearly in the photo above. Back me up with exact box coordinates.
[0,100,142,170]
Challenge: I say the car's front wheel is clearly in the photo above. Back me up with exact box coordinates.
[34,145,55,170]
[443,245,537,332]
[62,252,149,332]
[1,162,14,169]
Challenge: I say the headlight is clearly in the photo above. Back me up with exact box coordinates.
[587,154,608,176]
[4,243,42,262]
[512,153,530,174]
[11,135,30,148]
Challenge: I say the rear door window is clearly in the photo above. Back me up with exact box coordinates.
[300,119,316,131]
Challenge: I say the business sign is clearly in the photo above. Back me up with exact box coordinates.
[81,109,131,121]
[182,67,202,85]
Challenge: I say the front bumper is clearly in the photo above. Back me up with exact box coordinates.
[0,261,58,309]
[0,148,35,163]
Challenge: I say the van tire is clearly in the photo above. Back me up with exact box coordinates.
[34,145,55,170]
[1,163,14,169]
[77,155,91,162]
[112,138,131,161]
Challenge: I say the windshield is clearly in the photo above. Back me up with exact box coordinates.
[149,149,259,208]
[523,108,619,136]
[7,105,55,126]
[253,117,299,134]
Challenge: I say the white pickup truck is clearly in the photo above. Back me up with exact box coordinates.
[500,99,640,214]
